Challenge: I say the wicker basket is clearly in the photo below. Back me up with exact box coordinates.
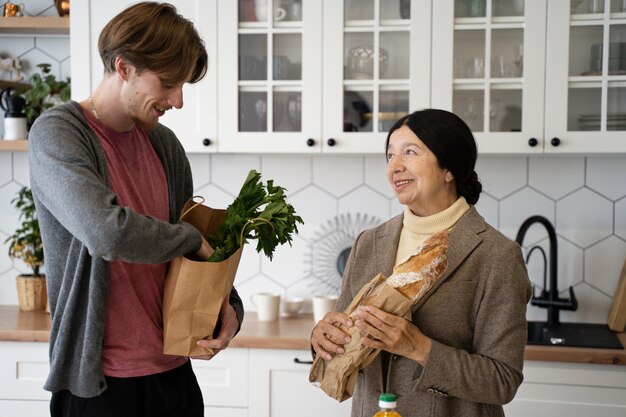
[16,275,47,311]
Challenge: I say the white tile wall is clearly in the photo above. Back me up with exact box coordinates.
[1,0,625,325]
[1,152,626,324]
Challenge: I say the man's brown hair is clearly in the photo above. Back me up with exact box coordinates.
[98,2,208,84]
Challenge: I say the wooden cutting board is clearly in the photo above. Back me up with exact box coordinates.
[608,256,626,332]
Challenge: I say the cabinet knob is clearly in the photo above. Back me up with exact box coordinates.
[327,138,336,147]
[551,137,561,147]
[306,138,316,147]
[202,138,212,147]
[528,138,538,147]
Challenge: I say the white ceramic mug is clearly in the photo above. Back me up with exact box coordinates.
[3,117,27,140]
[274,7,286,21]
[251,293,281,321]
[312,295,338,322]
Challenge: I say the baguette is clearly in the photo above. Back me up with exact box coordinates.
[329,230,449,342]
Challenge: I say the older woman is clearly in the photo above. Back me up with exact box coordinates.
[311,109,531,417]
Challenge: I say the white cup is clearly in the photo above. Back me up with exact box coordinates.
[251,293,281,321]
[312,295,338,322]
[282,297,304,316]
[3,117,28,140]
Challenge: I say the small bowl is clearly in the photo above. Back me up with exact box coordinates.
[282,297,304,316]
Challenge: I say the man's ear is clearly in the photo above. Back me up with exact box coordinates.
[114,57,132,81]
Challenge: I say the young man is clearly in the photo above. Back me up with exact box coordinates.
[28,3,243,416]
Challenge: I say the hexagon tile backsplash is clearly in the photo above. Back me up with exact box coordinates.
[2,152,625,325]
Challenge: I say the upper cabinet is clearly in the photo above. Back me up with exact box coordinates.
[67,0,626,154]
[432,0,547,153]
[218,0,431,153]
[71,0,218,153]
[545,0,626,153]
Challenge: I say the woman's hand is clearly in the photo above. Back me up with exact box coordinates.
[193,296,239,360]
[353,305,432,365]
[196,236,214,261]
[311,312,353,360]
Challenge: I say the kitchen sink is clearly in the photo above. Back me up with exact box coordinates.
[527,321,624,349]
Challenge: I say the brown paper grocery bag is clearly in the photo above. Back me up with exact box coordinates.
[309,273,414,402]
[163,197,243,357]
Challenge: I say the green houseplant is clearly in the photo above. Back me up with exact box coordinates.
[4,186,47,311]
[23,63,71,128]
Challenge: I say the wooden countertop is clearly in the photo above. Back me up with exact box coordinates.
[1,306,625,365]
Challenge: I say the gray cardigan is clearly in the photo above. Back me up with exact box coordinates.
[28,101,243,398]
[338,207,531,417]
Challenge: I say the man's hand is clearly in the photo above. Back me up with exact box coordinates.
[192,297,239,360]
[310,311,353,361]
[196,236,214,261]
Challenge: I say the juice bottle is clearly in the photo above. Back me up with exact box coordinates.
[373,393,402,417]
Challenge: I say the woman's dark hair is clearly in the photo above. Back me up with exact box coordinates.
[385,109,482,205]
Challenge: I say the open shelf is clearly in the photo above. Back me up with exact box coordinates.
[0,16,69,34]
[0,140,28,152]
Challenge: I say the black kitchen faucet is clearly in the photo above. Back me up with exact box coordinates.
[515,215,577,325]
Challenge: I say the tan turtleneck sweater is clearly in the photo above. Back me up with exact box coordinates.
[395,197,470,265]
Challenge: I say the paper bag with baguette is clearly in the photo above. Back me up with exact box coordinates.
[309,230,450,401]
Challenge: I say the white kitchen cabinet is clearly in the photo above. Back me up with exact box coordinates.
[71,0,219,153]
[504,360,626,416]
[432,0,626,154]
[431,0,548,153]
[248,348,352,417]
[0,341,50,417]
[217,0,431,153]
[544,0,626,153]
[192,348,249,416]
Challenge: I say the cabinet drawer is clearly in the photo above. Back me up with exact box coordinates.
[192,348,248,408]
[0,342,50,401]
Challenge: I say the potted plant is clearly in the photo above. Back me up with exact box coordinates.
[23,62,71,129]
[4,186,46,311]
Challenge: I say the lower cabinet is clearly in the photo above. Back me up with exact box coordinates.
[504,360,626,417]
[3,342,626,417]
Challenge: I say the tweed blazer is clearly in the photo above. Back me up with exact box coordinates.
[336,207,531,417]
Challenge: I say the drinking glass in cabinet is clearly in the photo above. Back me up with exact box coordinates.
[453,30,486,78]
[239,92,267,132]
[454,91,484,132]
[273,92,302,132]
[346,46,389,80]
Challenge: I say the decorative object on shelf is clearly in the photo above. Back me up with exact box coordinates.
[2,2,25,17]
[22,63,71,129]
[5,186,46,311]
[54,0,70,16]
[346,46,389,79]
[1,87,28,140]
[0,55,23,82]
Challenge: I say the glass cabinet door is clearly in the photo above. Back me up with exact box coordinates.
[218,0,322,152]
[322,0,431,153]
[431,0,546,153]
[545,0,626,152]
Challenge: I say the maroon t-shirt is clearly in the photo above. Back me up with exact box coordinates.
[84,109,187,377]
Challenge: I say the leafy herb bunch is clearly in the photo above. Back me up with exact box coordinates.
[207,170,303,262]
[5,187,44,276]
